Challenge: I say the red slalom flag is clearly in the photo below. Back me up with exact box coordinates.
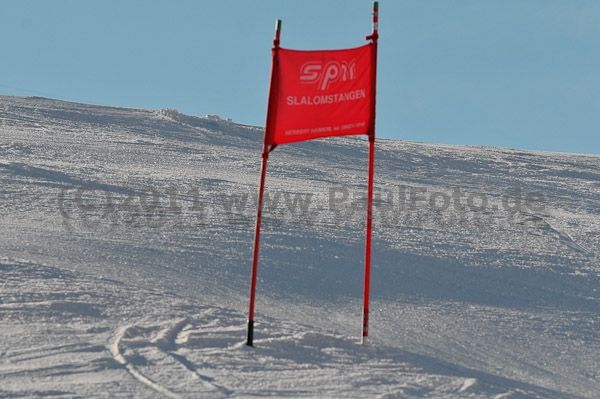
[265,44,374,146]
[247,2,378,347]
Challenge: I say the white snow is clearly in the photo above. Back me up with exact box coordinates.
[0,95,599,398]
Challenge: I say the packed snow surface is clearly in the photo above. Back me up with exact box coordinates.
[1,95,599,398]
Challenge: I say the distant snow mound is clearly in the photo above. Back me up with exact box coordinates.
[204,114,221,121]
[158,107,181,118]
[203,114,232,123]
[158,108,232,123]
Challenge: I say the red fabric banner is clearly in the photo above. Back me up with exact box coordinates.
[265,43,374,147]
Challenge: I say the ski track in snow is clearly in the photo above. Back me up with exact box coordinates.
[110,324,181,399]
[1,95,599,398]
[109,316,232,398]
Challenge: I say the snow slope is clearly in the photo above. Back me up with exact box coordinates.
[1,95,599,398]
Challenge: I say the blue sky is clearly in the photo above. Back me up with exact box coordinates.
[1,1,599,154]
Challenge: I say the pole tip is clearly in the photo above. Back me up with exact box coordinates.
[275,19,282,31]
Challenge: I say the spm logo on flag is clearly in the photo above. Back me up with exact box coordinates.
[266,45,374,146]
[299,57,356,89]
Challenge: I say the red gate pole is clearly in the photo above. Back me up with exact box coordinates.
[362,1,378,345]
[247,19,282,347]
[246,145,268,347]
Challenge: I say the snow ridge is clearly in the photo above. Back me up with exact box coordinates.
[0,95,598,398]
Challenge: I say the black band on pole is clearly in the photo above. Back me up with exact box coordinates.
[246,320,254,346]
